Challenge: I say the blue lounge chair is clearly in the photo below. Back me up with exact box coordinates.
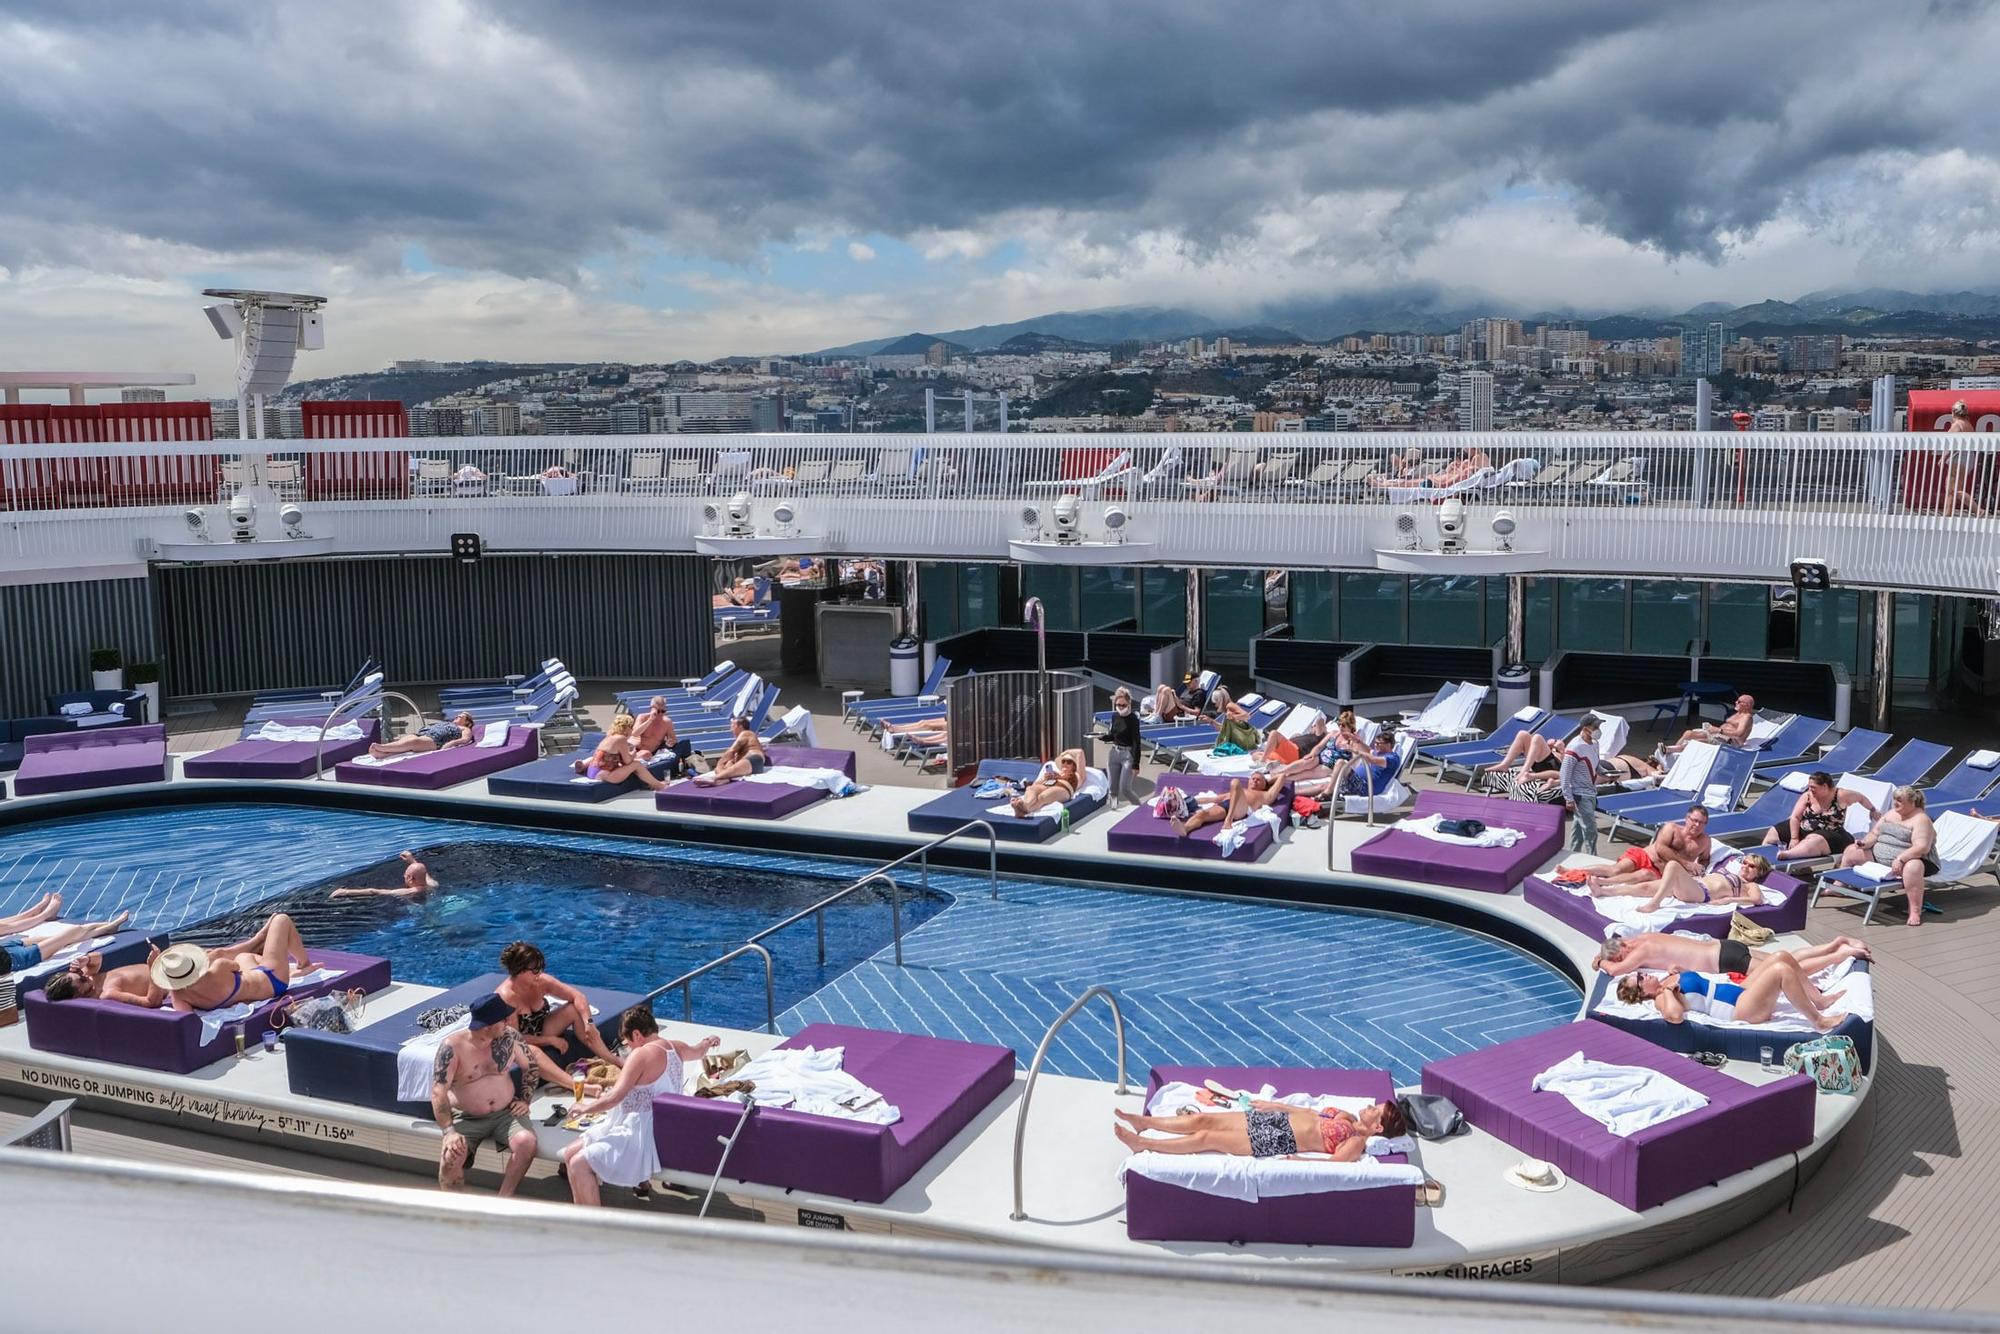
[250,658,380,707]
[1741,714,1833,769]
[460,679,579,728]
[243,671,384,724]
[1602,744,1760,838]
[611,661,740,711]
[1418,710,1549,773]
[1920,753,2000,805]
[1863,739,1952,788]
[1697,780,1814,841]
[1813,810,2000,925]
[1753,728,1891,786]
[439,658,567,705]
[1096,669,1221,728]
[845,658,953,724]
[1438,713,1574,786]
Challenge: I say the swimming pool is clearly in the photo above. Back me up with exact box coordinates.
[0,801,1581,1082]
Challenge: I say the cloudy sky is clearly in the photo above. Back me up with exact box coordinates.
[4,0,2000,388]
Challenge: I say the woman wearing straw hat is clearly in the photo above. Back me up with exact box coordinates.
[152,911,317,1013]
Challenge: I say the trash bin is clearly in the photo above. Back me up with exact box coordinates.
[1495,665,1532,721]
[889,636,922,697]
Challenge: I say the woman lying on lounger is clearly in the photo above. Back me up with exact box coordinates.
[1113,1098,1406,1161]
[2,911,134,978]
[1476,730,1663,788]
[1011,749,1087,816]
[693,716,767,785]
[570,714,668,791]
[0,891,69,936]
[1630,854,1771,913]
[1367,444,1490,489]
[369,711,475,758]
[1614,951,1846,1031]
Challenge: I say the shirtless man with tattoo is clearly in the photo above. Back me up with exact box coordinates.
[431,992,539,1196]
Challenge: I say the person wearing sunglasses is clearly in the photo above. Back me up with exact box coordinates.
[1105,686,1142,807]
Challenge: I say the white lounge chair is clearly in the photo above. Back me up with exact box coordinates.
[1025,450,1133,496]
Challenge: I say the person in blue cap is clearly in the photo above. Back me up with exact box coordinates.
[431,992,539,1197]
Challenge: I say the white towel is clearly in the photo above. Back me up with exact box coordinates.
[1215,804,1282,856]
[59,702,92,717]
[1702,782,1735,811]
[1780,770,1811,792]
[476,721,510,748]
[1531,1050,1709,1137]
[1145,1082,1414,1157]
[1661,741,1718,796]
[351,751,416,767]
[1394,813,1525,849]
[1746,715,1786,748]
[398,1016,469,1100]
[1933,810,2000,879]
[1970,749,2000,770]
[725,1046,900,1124]
[1120,1151,1425,1201]
[738,765,862,796]
[255,721,364,743]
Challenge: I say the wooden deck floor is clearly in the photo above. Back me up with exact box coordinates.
[40,670,2000,1311]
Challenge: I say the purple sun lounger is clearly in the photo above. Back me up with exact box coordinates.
[1522,865,1809,941]
[1347,790,1562,893]
[334,724,541,790]
[10,724,170,796]
[183,717,381,780]
[653,745,856,819]
[1585,960,1875,1073]
[1125,1064,1415,1247]
[652,1022,1015,1204]
[1422,1019,1815,1212]
[22,949,393,1075]
[1104,773,1293,862]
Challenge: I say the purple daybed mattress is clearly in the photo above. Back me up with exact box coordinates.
[334,724,540,790]
[1348,790,1562,894]
[10,724,170,796]
[184,717,381,780]
[653,745,856,819]
[1522,866,1809,942]
[1421,1018,1816,1212]
[1104,774,1293,862]
[652,1022,1014,1204]
[22,949,393,1075]
[1125,1065,1415,1248]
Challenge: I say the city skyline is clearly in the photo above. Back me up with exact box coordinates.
[6,1,2000,383]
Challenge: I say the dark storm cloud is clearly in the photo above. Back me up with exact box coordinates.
[0,0,1993,276]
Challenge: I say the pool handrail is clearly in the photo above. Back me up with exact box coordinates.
[1326,759,1382,872]
[748,870,904,968]
[866,818,998,900]
[638,942,777,1034]
[315,688,430,781]
[1011,985,1130,1222]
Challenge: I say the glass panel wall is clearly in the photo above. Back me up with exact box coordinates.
[1556,578,1627,652]
[1339,572,1405,642]
[1894,593,1934,680]
[1139,569,1186,637]
[1081,567,1138,629]
[1706,584,1769,660]
[1797,589,1864,675]
[1289,572,1337,640]
[1021,566,1078,631]
[1630,580,1702,656]
[958,564,1004,634]
[1408,574,1486,645]
[919,563,959,640]
[1203,569,1265,665]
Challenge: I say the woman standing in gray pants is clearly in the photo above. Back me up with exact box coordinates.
[1105,686,1144,808]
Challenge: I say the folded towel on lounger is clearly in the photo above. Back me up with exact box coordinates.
[1119,1150,1425,1200]
[256,722,365,744]
[1531,1050,1708,1137]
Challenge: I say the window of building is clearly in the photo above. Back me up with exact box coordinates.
[1140,569,1186,637]
[919,563,959,640]
[1557,578,1627,652]
[1630,580,1702,656]
[1409,574,1486,646]
[1289,572,1337,640]
[1203,568,1264,665]
[1797,588,1864,675]
[957,564,1004,634]
[1081,567,1138,630]
[1895,593,1934,681]
[1705,584,1770,661]
[1021,566,1079,631]
[1339,572,1405,642]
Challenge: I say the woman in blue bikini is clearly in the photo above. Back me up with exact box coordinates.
[1614,950,1846,1031]
[150,911,319,1014]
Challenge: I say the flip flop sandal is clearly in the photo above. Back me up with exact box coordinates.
[1417,1179,1445,1208]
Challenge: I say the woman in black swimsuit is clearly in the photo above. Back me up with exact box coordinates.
[1766,771,1878,860]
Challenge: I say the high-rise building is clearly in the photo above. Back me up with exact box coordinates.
[481,402,521,435]
[608,402,650,434]
[658,391,753,433]
[1214,337,1233,361]
[120,387,167,403]
[1680,322,1729,378]
[923,341,952,368]
[751,393,787,432]
[428,405,468,437]
[208,400,239,438]
[1781,334,1844,374]
[1481,318,1523,363]
[1539,322,1590,356]
[1458,370,1494,432]
[541,399,582,434]
[1185,337,1206,360]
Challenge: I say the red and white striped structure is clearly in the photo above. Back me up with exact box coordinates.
[301,400,410,501]
[1,402,215,508]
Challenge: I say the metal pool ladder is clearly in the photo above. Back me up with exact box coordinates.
[313,688,428,781]
[639,943,777,1033]
[1009,985,1130,1222]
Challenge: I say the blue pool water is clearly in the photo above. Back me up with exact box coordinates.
[0,802,1580,1082]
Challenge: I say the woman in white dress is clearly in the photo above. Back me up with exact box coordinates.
[560,1006,719,1206]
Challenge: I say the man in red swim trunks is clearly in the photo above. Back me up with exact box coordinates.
[1574,805,1713,896]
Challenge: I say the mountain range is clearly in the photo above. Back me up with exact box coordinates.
[806,286,2000,356]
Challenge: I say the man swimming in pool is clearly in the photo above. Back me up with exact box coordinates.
[1,911,134,977]
[42,915,307,1008]
[693,715,768,785]
[493,940,619,1082]
[331,850,438,900]
[1113,1098,1405,1161]
[1593,931,1871,979]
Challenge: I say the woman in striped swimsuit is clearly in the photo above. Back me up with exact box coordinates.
[1615,954,1847,1031]
[1633,853,1771,914]
[368,710,476,759]
[1113,1098,1405,1161]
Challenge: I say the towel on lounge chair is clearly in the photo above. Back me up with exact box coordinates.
[739,766,863,796]
[397,1015,471,1100]
[8,934,115,983]
[1661,741,1720,794]
[476,721,511,748]
[256,721,365,744]
[727,1045,900,1124]
[1552,863,1783,931]
[1596,957,1874,1033]
[1215,804,1283,856]
[1531,1050,1708,1137]
[351,751,417,767]
[1394,813,1526,849]
[1119,1150,1425,1201]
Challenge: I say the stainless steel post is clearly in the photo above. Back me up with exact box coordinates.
[1184,567,1203,672]
[1872,588,1895,730]
[902,558,922,640]
[1024,596,1051,760]
[1506,575,1526,666]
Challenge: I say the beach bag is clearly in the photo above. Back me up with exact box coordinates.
[1398,1093,1465,1140]
[1217,718,1260,752]
[1783,1035,1860,1095]
[1152,787,1194,821]
[1728,913,1774,945]
[279,991,364,1034]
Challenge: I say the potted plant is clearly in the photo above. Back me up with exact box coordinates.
[89,647,123,692]
[127,662,161,723]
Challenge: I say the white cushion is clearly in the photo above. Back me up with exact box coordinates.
[476,721,510,748]
[1780,771,1811,792]
[1513,706,1539,721]
[1969,749,2000,770]
[59,702,92,717]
